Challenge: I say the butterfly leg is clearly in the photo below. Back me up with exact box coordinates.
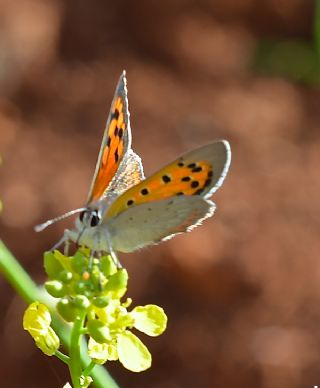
[64,237,70,256]
[105,229,122,268]
[49,229,70,253]
[110,246,122,268]
[88,248,96,272]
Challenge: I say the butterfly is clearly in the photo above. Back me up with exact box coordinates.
[35,71,231,266]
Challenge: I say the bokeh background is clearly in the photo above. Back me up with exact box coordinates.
[0,1,319,387]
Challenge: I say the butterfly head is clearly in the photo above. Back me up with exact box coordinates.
[78,207,102,228]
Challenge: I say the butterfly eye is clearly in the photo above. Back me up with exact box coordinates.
[90,211,100,227]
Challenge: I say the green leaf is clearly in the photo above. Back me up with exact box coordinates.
[116,331,151,372]
[131,305,167,336]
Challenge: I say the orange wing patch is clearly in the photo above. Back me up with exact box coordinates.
[107,157,213,218]
[90,97,127,202]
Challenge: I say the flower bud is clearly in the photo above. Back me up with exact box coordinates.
[57,298,80,322]
[45,280,66,298]
[74,280,88,295]
[74,295,90,310]
[80,375,93,388]
[92,296,110,308]
[87,320,111,343]
[59,270,73,284]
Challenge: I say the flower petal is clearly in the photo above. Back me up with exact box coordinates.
[117,331,151,372]
[131,305,167,336]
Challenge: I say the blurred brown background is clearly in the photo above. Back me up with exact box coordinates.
[0,0,319,387]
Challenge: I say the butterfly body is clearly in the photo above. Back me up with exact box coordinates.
[36,71,231,263]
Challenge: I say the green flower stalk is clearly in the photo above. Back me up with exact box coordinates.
[23,248,167,387]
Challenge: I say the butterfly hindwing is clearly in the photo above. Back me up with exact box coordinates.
[109,196,216,252]
[87,71,132,203]
[106,140,231,218]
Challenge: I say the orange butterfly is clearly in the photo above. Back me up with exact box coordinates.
[36,72,231,266]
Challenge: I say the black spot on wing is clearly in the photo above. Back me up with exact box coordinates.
[107,136,111,147]
[141,188,149,195]
[192,166,202,172]
[115,149,119,162]
[118,128,124,139]
[187,163,196,169]
[111,109,120,120]
[194,188,204,195]
[162,175,171,183]
[127,199,134,206]
[181,176,191,182]
[191,181,199,188]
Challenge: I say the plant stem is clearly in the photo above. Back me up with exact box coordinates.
[55,350,70,364]
[83,360,96,377]
[69,313,86,388]
[0,240,40,303]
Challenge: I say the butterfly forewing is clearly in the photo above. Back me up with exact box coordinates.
[106,141,231,218]
[87,71,132,203]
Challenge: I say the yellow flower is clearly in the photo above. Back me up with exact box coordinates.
[23,302,60,356]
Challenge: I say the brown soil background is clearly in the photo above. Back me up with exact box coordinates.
[0,1,319,387]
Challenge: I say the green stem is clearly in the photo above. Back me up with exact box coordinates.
[55,350,70,364]
[0,240,40,302]
[0,241,119,388]
[83,360,96,377]
[69,313,86,388]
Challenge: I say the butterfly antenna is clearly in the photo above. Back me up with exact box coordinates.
[34,208,87,232]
